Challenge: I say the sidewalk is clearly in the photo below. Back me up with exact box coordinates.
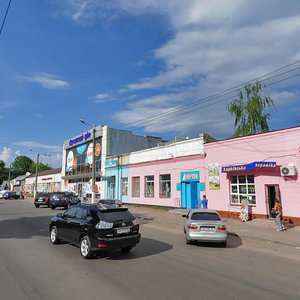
[128,205,300,248]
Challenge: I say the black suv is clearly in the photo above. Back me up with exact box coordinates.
[49,203,141,259]
[48,192,81,209]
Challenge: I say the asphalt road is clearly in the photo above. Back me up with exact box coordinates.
[0,198,300,300]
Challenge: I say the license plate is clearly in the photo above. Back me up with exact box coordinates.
[117,228,130,234]
[38,199,43,202]
[201,227,214,231]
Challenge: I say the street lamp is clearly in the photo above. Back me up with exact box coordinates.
[80,119,96,203]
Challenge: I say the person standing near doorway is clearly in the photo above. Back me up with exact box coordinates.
[273,199,285,231]
[201,195,208,209]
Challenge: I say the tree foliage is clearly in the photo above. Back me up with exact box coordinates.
[0,160,9,185]
[29,162,52,174]
[11,156,34,178]
[227,82,275,137]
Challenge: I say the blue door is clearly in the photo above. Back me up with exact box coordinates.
[181,182,198,209]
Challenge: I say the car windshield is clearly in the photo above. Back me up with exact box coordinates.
[52,193,64,197]
[37,193,48,197]
[191,212,221,221]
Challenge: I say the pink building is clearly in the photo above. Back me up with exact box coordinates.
[105,127,300,225]
[204,126,299,224]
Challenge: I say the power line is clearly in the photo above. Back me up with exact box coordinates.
[0,0,12,38]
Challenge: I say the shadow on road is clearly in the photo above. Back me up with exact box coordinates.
[94,237,173,260]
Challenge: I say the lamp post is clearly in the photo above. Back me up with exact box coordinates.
[80,119,96,203]
[34,153,39,198]
[8,164,11,191]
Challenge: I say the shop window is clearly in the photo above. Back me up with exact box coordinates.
[132,177,140,197]
[159,174,171,198]
[121,177,128,196]
[230,175,256,205]
[145,176,154,198]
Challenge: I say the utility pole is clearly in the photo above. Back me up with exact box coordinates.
[8,164,11,191]
[34,153,39,197]
[92,125,96,203]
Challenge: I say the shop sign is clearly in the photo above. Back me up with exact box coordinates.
[69,131,91,146]
[222,161,276,173]
[105,159,118,167]
[181,171,199,182]
[42,177,53,181]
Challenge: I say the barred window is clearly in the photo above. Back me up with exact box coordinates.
[230,175,256,205]
[121,177,128,196]
[160,174,171,198]
[145,176,154,198]
[131,177,140,197]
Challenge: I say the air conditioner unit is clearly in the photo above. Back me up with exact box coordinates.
[280,166,296,176]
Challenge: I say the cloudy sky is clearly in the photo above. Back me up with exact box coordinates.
[0,0,300,167]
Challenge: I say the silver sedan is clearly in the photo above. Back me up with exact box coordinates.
[183,209,227,247]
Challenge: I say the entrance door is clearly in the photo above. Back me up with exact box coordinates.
[109,176,116,199]
[265,185,280,217]
[181,182,198,209]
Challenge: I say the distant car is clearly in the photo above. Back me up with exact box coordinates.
[16,191,24,199]
[49,192,81,210]
[183,209,227,247]
[2,191,20,200]
[34,192,51,208]
[49,203,141,259]
[98,199,124,207]
[0,190,9,199]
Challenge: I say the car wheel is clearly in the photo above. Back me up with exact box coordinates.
[35,204,39,208]
[51,206,55,210]
[80,236,93,259]
[121,246,133,252]
[186,237,191,244]
[220,241,227,247]
[50,226,60,244]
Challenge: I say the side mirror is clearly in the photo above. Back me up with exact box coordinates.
[86,216,93,222]
[56,213,63,218]
[182,214,187,218]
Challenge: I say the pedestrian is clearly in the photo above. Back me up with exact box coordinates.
[201,195,208,209]
[239,198,249,222]
[273,199,285,231]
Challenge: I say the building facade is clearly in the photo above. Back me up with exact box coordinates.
[61,125,163,199]
[24,168,62,195]
[104,127,300,225]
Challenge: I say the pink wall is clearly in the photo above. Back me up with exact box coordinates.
[129,155,205,207]
[204,127,300,218]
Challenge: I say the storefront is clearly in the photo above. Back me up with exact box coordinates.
[204,126,300,224]
[61,125,163,199]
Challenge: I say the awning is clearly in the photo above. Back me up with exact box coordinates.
[221,161,276,173]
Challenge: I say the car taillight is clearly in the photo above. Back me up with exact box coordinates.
[132,218,139,225]
[188,224,199,230]
[34,198,37,202]
[95,220,113,229]
[217,225,226,231]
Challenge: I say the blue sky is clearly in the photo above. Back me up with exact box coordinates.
[1,0,300,168]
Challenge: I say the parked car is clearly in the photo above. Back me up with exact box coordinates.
[49,203,141,259]
[34,192,51,208]
[48,192,81,210]
[183,209,227,247]
[16,191,24,199]
[0,190,9,199]
[98,198,124,207]
[2,191,20,199]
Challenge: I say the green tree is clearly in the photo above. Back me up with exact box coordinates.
[227,81,275,137]
[29,162,52,174]
[11,155,34,178]
[0,160,9,185]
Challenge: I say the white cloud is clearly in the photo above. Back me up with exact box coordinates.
[13,141,62,153]
[0,147,11,163]
[94,93,111,103]
[22,73,70,89]
[58,0,300,138]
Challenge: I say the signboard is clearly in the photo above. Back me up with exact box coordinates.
[69,131,91,146]
[222,161,276,173]
[180,171,199,182]
[105,159,118,168]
